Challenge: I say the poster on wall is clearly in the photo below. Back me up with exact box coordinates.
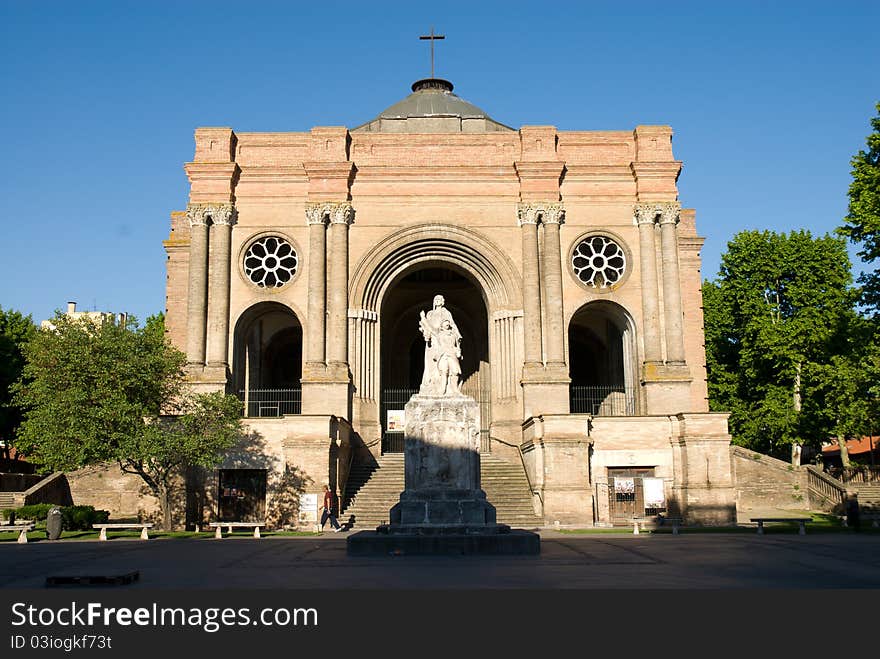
[386,409,406,432]
[642,477,666,508]
[613,477,635,494]
[298,493,318,523]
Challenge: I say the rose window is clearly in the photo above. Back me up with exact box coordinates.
[243,236,298,288]
[571,236,626,288]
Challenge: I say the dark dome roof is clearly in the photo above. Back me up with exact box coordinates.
[353,79,512,132]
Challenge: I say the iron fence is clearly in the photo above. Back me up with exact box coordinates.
[570,385,636,416]
[239,388,302,417]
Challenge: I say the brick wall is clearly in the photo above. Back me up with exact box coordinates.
[731,446,810,513]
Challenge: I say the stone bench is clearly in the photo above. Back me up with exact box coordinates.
[750,517,811,535]
[856,513,880,528]
[92,523,155,541]
[209,522,266,539]
[657,516,683,535]
[0,523,36,543]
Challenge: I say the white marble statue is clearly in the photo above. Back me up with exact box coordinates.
[418,294,463,396]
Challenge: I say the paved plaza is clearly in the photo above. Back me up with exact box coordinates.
[2,530,879,589]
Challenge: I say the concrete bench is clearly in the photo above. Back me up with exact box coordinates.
[750,517,811,535]
[856,513,880,528]
[209,522,266,539]
[92,523,155,541]
[657,516,683,535]
[0,523,36,543]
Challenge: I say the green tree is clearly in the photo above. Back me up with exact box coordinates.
[703,230,857,462]
[839,102,880,314]
[803,319,878,468]
[0,306,37,461]
[13,313,241,529]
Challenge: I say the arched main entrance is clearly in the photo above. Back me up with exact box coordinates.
[379,266,490,452]
[348,224,524,451]
[232,302,303,417]
[568,301,637,416]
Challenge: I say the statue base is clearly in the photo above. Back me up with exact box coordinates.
[346,393,540,555]
[346,527,540,556]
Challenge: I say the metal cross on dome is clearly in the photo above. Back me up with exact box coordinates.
[419,27,445,79]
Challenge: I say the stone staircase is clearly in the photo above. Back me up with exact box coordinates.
[340,453,542,530]
[849,483,880,515]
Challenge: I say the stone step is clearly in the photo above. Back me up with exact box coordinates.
[340,452,542,529]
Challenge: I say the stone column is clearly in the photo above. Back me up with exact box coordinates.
[184,204,210,367]
[517,203,543,369]
[658,202,686,364]
[635,204,663,364]
[304,203,328,368]
[205,203,236,370]
[326,203,354,369]
[541,204,566,368]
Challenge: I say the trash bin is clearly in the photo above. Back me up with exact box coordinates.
[46,506,63,540]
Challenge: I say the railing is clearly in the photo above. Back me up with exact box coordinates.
[380,387,491,453]
[805,465,848,511]
[239,388,302,417]
[569,385,636,416]
[827,465,880,483]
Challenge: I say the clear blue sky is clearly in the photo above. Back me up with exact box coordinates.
[1,1,878,325]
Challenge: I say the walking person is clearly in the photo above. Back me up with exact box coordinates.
[320,484,343,532]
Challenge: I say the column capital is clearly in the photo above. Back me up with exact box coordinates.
[657,201,681,226]
[517,202,540,226]
[633,203,659,226]
[305,201,354,226]
[186,204,209,227]
[305,202,331,226]
[543,203,565,225]
[517,201,564,226]
[210,203,237,226]
[329,202,355,225]
[186,203,237,227]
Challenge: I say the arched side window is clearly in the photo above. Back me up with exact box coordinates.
[568,301,637,416]
[232,302,303,417]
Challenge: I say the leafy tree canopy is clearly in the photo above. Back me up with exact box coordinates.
[0,306,37,455]
[839,102,880,313]
[13,313,241,528]
[703,230,857,458]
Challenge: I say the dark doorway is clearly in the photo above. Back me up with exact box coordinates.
[218,469,267,522]
[379,266,490,452]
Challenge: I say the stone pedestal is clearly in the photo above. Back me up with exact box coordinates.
[391,394,496,527]
[348,394,540,555]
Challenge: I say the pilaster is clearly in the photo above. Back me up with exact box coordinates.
[522,415,593,526]
[658,202,687,365]
[636,201,692,413]
[634,203,663,366]
[300,201,354,421]
[184,204,209,370]
[205,204,236,377]
[304,203,328,370]
[669,413,736,525]
[517,202,571,417]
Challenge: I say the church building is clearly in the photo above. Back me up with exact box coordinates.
[164,73,736,528]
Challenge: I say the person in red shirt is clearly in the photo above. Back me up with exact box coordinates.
[321,484,343,532]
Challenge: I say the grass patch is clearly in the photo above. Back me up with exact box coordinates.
[0,527,321,542]
[558,527,658,534]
